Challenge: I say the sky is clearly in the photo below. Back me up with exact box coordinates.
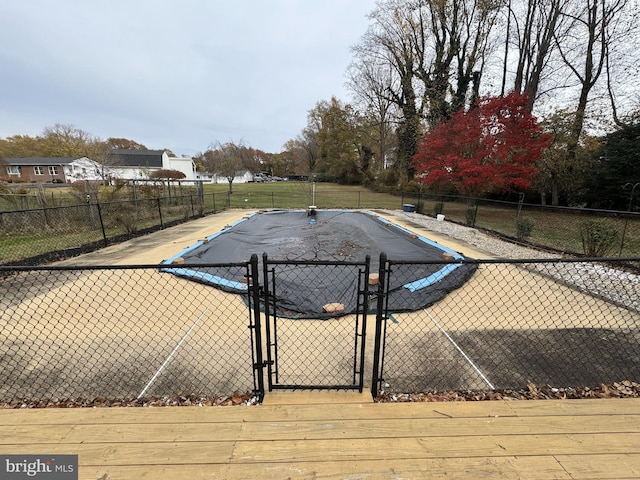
[0,1,375,156]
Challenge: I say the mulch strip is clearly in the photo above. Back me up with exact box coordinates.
[375,380,640,402]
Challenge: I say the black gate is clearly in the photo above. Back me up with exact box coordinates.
[261,254,371,391]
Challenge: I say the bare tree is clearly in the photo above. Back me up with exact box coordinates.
[503,0,567,110]
[556,0,630,157]
[41,124,94,158]
[205,141,252,194]
[352,0,424,177]
[350,0,501,179]
[603,0,640,127]
[346,59,397,174]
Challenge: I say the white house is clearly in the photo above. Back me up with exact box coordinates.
[105,150,196,181]
[3,151,197,184]
[196,170,255,184]
[65,157,104,182]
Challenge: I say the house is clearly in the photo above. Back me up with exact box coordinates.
[2,150,197,184]
[105,150,196,181]
[0,149,196,183]
[2,157,102,183]
[195,170,257,184]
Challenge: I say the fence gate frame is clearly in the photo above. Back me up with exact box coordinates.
[261,253,371,392]
[371,253,389,399]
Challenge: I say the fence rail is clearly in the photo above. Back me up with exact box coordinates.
[2,189,640,266]
[0,193,232,266]
[400,193,640,257]
[2,256,639,404]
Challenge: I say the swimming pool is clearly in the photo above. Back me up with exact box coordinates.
[162,210,477,316]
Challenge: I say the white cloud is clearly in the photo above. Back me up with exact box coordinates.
[0,0,373,154]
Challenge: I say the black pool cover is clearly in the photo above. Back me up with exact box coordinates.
[163,210,477,317]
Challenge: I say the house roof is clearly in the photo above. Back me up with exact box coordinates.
[5,157,75,166]
[107,149,165,168]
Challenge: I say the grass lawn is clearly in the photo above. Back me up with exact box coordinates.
[2,182,639,263]
[202,182,405,210]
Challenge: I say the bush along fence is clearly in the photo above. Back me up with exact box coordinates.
[1,256,638,405]
[400,192,640,258]
[0,193,234,266]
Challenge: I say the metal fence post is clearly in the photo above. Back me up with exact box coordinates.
[249,254,265,401]
[355,254,370,392]
[95,200,108,247]
[371,252,388,399]
[156,197,164,229]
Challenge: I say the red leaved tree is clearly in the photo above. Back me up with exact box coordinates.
[412,92,551,197]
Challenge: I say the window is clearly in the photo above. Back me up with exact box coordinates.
[48,166,59,175]
[6,166,20,175]
[34,166,44,175]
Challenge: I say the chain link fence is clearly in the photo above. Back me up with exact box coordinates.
[400,193,640,257]
[0,263,261,405]
[372,257,640,397]
[2,256,639,404]
[3,189,640,266]
[262,256,371,390]
[0,194,232,265]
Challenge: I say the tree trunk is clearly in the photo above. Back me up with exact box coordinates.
[551,175,560,206]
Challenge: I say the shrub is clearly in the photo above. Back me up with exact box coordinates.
[579,220,619,257]
[516,217,535,241]
[465,206,477,226]
[114,205,138,235]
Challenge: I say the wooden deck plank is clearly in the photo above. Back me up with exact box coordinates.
[3,433,639,464]
[555,453,640,479]
[78,456,572,480]
[1,398,638,426]
[229,433,640,463]
[262,390,373,404]
[2,399,639,479]
[2,414,639,445]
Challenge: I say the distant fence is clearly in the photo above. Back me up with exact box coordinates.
[2,188,640,266]
[400,193,640,257]
[1,257,639,404]
[0,193,232,266]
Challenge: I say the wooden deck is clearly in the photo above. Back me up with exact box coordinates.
[1,391,640,479]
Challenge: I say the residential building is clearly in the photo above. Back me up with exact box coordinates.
[2,150,197,183]
[2,157,101,183]
[105,150,196,180]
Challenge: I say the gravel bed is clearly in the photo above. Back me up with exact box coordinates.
[384,209,560,259]
[384,210,640,313]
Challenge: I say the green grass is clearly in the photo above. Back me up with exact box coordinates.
[0,231,105,263]
[202,182,404,210]
[2,182,639,263]
[435,199,640,257]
